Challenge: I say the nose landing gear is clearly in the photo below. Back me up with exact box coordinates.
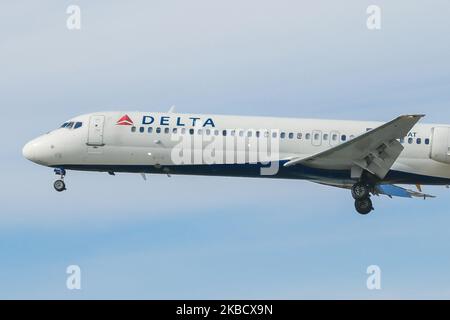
[351,182,374,215]
[53,168,66,192]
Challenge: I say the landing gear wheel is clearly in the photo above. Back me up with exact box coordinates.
[351,182,370,200]
[355,198,373,215]
[54,179,66,192]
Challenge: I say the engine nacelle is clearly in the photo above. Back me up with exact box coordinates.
[430,127,450,164]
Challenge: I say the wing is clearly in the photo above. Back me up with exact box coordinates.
[311,180,435,199]
[284,114,424,179]
[375,184,435,199]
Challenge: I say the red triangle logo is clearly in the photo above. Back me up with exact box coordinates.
[117,114,133,126]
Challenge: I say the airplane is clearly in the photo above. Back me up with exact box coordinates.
[22,111,450,215]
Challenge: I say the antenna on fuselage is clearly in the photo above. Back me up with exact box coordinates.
[168,105,176,113]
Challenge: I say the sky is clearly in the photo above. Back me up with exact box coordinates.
[1,0,450,299]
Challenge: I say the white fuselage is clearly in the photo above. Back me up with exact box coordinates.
[22,111,450,185]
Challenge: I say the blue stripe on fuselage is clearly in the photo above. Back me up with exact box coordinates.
[55,161,450,185]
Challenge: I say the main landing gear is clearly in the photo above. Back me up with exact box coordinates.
[351,182,374,215]
[53,168,66,192]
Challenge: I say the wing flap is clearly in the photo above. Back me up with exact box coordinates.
[352,139,404,179]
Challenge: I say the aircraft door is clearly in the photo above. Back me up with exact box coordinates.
[311,130,322,146]
[330,131,340,146]
[87,115,105,146]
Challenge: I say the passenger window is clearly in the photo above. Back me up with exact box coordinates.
[230,130,235,136]
[247,131,252,137]
[417,138,421,144]
[74,122,82,129]
[239,130,244,137]
[222,130,227,136]
[408,138,413,144]
[148,127,153,133]
[323,134,328,141]
[256,131,260,138]
[164,128,170,134]
[314,133,320,140]
[288,133,294,139]
[172,128,177,134]
[280,132,286,139]
[214,130,219,136]
[139,127,145,133]
[206,129,211,135]
[332,134,337,141]
[181,128,186,134]
[305,133,311,140]
[189,129,194,135]
[156,127,161,134]
[131,126,136,132]
[264,131,269,138]
[341,135,347,142]
[425,138,430,145]
[272,131,277,138]
[198,129,203,135]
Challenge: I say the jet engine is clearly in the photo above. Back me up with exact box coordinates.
[430,127,450,164]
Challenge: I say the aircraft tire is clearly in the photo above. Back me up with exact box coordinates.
[354,198,373,215]
[351,182,371,200]
[54,180,66,192]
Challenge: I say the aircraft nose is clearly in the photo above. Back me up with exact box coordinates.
[22,141,35,161]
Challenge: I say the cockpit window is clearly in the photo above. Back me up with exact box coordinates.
[60,121,82,130]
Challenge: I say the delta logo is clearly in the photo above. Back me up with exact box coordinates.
[116,114,134,126]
